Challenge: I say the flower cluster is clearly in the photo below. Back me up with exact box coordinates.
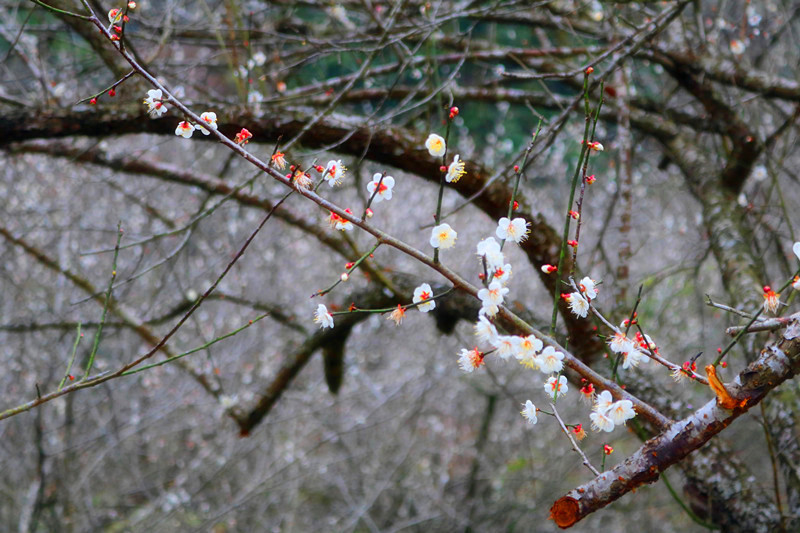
[589,390,636,432]
[607,329,651,370]
[564,276,598,319]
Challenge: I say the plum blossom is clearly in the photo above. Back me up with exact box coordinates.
[478,280,508,310]
[516,335,543,360]
[271,152,287,170]
[234,128,252,145]
[593,390,614,414]
[430,223,457,249]
[175,121,194,139]
[493,335,520,360]
[536,346,564,374]
[607,400,636,425]
[293,170,313,190]
[329,209,354,231]
[413,283,436,312]
[479,303,500,318]
[143,89,167,117]
[578,277,598,300]
[492,263,512,285]
[387,304,405,326]
[324,160,347,187]
[566,292,589,318]
[545,375,568,398]
[608,332,633,354]
[195,112,218,135]
[520,400,537,425]
[446,155,466,183]
[366,173,395,202]
[496,217,530,244]
[763,286,780,314]
[458,347,484,372]
[590,411,614,432]
[314,304,334,329]
[474,315,499,345]
[621,347,647,369]
[476,237,504,270]
[425,133,446,157]
[108,8,123,23]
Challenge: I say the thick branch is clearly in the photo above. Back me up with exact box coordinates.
[551,316,800,529]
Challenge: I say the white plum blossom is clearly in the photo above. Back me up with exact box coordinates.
[314,304,334,329]
[478,280,508,309]
[544,375,568,398]
[476,237,504,269]
[366,173,395,202]
[251,50,267,67]
[492,263,512,285]
[495,217,530,244]
[593,390,614,414]
[195,112,218,135]
[479,303,500,318]
[517,335,543,360]
[622,347,647,369]
[567,292,589,318]
[446,155,466,183]
[752,166,768,182]
[175,121,194,139]
[458,347,484,373]
[324,160,347,187]
[536,346,564,374]
[590,411,615,432]
[425,133,446,157]
[608,332,633,354]
[607,400,636,425]
[730,39,746,55]
[474,315,499,345]
[520,400,538,425]
[579,277,598,300]
[492,335,521,360]
[430,223,457,249]
[143,89,168,117]
[793,242,800,262]
[413,283,436,312]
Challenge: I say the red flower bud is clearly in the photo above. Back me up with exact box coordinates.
[108,89,116,97]
[90,98,97,105]
[585,66,594,75]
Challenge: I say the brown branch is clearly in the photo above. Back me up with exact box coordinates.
[551,315,800,529]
